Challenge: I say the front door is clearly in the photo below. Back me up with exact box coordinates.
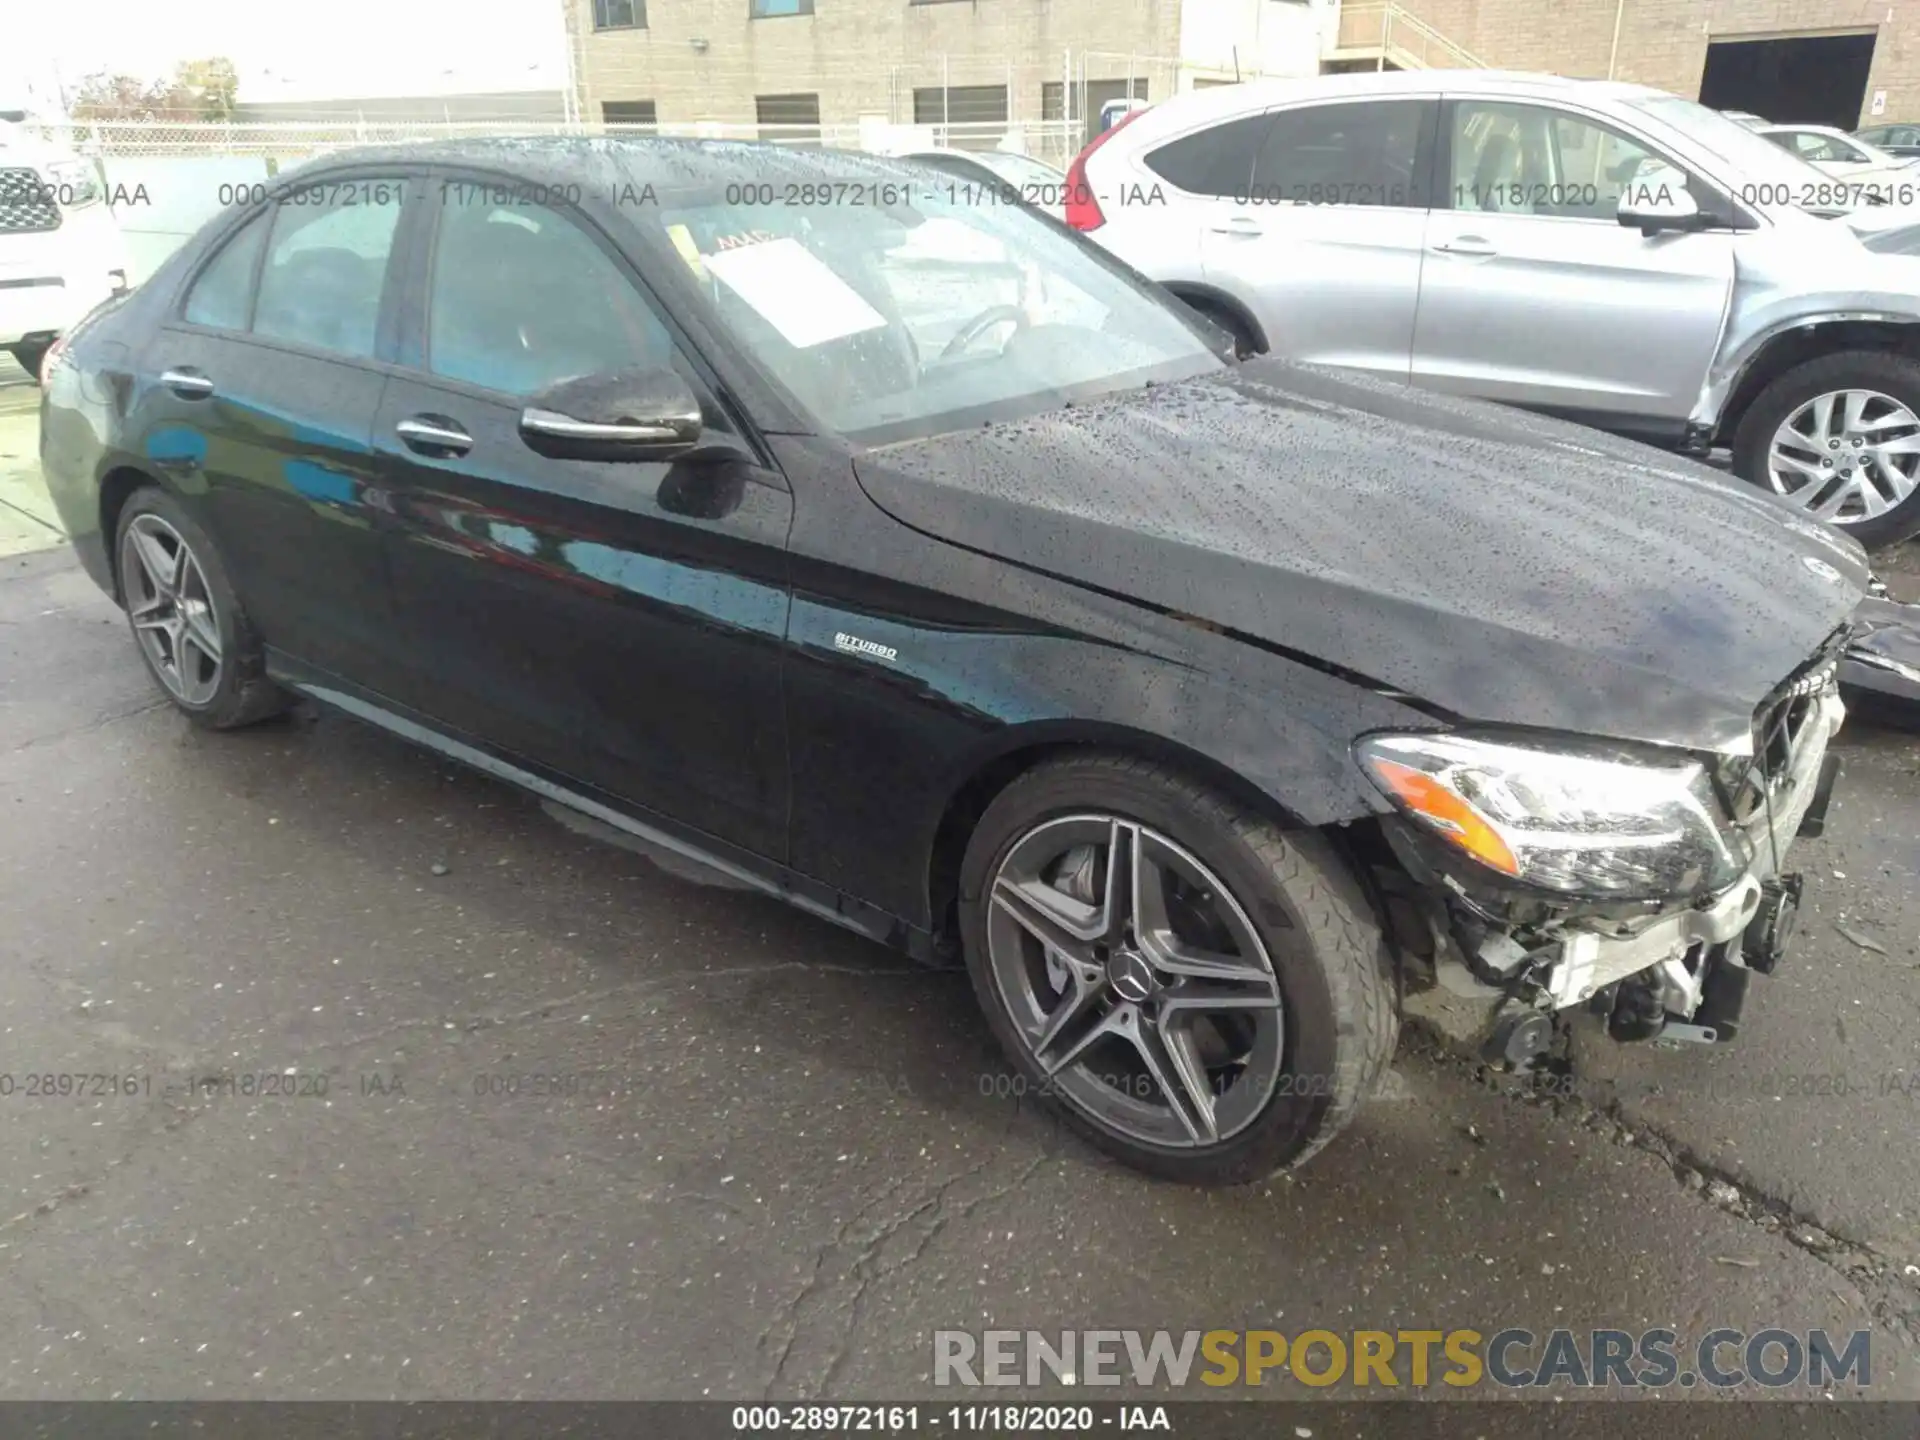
[1411,98,1736,433]
[370,179,793,859]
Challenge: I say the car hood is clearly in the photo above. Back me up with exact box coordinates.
[852,360,1870,756]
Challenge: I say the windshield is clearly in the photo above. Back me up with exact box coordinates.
[648,181,1219,443]
[1624,94,1859,214]
[1825,131,1902,167]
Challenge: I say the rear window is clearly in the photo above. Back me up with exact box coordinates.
[252,185,404,359]
[1145,115,1272,197]
[1249,100,1429,207]
[183,214,268,331]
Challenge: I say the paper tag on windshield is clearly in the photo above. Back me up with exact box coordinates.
[702,237,887,349]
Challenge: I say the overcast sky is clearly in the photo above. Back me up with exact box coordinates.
[2,0,571,110]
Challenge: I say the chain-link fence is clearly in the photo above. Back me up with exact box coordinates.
[24,116,1090,283]
[29,117,1086,167]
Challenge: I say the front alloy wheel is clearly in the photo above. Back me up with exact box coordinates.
[1734,350,1920,548]
[960,756,1399,1185]
[986,815,1284,1148]
[1765,388,1920,525]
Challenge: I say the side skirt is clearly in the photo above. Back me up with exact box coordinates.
[265,651,941,964]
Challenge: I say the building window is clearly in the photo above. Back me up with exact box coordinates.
[750,0,813,14]
[912,84,1008,125]
[756,92,822,144]
[592,0,645,30]
[1043,78,1147,145]
[602,100,657,125]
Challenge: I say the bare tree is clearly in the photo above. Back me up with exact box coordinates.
[70,58,241,123]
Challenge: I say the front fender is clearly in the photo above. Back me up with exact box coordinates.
[1695,289,1920,430]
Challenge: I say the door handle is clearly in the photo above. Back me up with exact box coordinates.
[160,368,214,400]
[1208,215,1264,238]
[396,416,473,457]
[1433,236,1497,257]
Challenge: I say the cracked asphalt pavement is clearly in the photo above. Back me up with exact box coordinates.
[2,369,1919,1402]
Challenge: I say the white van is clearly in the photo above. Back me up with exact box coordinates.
[0,116,128,381]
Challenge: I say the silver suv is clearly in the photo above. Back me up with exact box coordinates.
[1073,70,1920,548]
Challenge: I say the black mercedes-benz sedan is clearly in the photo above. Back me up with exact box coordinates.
[40,139,1872,1184]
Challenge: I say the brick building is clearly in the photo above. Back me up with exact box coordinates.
[567,0,1336,156]
[570,0,1919,153]
[1340,0,1919,129]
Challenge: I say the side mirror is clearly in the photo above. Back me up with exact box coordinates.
[519,367,703,463]
[1617,161,1707,236]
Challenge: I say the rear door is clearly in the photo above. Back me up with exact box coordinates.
[1188,98,1436,381]
[1411,97,1736,436]
[1097,112,1275,290]
[138,175,411,694]
[369,173,793,859]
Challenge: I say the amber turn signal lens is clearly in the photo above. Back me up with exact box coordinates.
[1369,759,1522,878]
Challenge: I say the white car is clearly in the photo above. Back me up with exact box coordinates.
[0,119,128,381]
[1757,123,1917,192]
[1069,69,1920,546]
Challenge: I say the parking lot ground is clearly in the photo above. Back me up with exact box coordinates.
[0,367,61,558]
[3,543,1918,1400]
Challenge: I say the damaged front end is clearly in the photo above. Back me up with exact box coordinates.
[1841,582,1920,706]
[1362,646,1847,1068]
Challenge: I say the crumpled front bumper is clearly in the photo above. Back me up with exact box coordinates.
[1840,594,1920,706]
[1535,680,1845,1027]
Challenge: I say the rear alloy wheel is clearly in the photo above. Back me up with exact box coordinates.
[115,488,291,729]
[1733,351,1920,548]
[959,756,1398,1184]
[123,511,226,707]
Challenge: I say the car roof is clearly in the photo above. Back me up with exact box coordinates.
[281,135,937,198]
[894,147,992,163]
[1758,123,1849,137]
[1108,68,1671,144]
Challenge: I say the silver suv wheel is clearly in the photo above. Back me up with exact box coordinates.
[1765,387,1920,524]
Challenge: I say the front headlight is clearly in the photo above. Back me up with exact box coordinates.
[1356,733,1750,899]
[42,160,101,209]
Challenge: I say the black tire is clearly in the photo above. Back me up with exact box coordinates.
[114,487,292,730]
[1731,350,1920,549]
[958,755,1398,1185]
[8,340,50,385]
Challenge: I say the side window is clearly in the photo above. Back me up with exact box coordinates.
[1449,102,1657,220]
[1782,131,1860,164]
[1248,100,1428,207]
[253,184,404,358]
[182,213,268,330]
[426,195,677,397]
[1144,115,1273,197]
